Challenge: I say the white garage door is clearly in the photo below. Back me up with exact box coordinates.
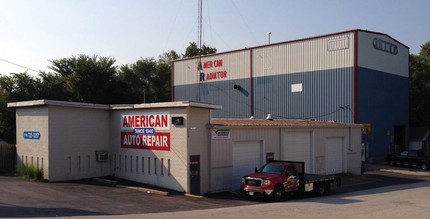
[282,132,312,173]
[232,141,263,190]
[325,137,344,174]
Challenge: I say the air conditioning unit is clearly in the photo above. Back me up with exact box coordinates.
[95,151,109,162]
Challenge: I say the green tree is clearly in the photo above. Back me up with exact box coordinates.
[410,41,430,127]
[48,55,118,104]
[118,57,171,103]
[183,42,217,57]
[0,73,39,143]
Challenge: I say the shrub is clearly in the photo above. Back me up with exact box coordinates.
[16,163,44,181]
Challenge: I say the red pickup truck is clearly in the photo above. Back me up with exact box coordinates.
[240,160,341,201]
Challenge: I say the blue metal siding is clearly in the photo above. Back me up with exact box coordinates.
[356,67,409,159]
[253,68,353,122]
[174,78,251,118]
[174,68,354,122]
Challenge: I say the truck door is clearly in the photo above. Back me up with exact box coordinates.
[284,165,299,192]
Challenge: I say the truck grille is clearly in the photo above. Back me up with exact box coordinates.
[246,178,262,186]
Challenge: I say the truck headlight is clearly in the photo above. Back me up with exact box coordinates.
[262,179,271,186]
[241,178,245,183]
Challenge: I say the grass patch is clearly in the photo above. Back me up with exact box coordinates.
[16,163,44,181]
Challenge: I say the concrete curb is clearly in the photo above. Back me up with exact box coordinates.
[184,193,204,198]
[116,185,170,196]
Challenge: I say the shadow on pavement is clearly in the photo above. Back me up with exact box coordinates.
[0,205,109,218]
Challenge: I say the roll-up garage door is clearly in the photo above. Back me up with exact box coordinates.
[325,137,344,174]
[282,132,312,173]
[232,141,263,190]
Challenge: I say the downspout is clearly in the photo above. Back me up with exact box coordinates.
[250,48,254,117]
[353,31,358,123]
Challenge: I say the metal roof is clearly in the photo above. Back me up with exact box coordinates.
[172,29,409,63]
[210,118,362,128]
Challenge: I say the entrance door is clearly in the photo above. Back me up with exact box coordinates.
[189,155,200,195]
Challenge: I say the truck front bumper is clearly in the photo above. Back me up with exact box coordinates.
[242,187,273,196]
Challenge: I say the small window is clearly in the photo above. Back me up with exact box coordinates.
[161,158,164,175]
[136,156,139,173]
[77,156,81,172]
[130,156,133,172]
[168,159,171,176]
[148,157,151,174]
[154,158,157,175]
[142,157,145,174]
[124,156,127,172]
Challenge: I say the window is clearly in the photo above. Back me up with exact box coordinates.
[136,156,139,173]
[130,156,133,172]
[148,157,151,174]
[142,157,145,174]
[168,159,171,176]
[161,158,164,175]
[125,156,127,172]
[154,158,157,175]
[77,156,81,172]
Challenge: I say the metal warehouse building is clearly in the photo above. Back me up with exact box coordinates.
[172,29,409,162]
[9,99,361,195]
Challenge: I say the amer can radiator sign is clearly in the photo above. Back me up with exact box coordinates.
[120,113,171,151]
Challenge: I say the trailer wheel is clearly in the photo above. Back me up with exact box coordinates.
[272,186,283,202]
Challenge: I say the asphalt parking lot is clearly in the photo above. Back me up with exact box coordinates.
[1,163,430,218]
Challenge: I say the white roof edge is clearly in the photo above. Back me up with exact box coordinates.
[8,100,222,111]
[110,101,222,110]
[7,99,110,109]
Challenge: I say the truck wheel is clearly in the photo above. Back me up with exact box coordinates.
[272,186,283,202]
[421,163,428,171]
[389,160,396,166]
[324,182,331,194]
[245,195,254,200]
[315,183,325,196]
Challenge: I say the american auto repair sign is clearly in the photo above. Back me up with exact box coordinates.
[121,113,170,151]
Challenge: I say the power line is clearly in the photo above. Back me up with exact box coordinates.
[0,58,41,74]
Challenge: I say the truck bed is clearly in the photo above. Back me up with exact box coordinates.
[304,174,339,184]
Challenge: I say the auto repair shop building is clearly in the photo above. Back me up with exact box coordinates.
[172,29,409,162]
[9,99,361,194]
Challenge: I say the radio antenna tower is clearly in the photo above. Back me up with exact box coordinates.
[197,0,203,102]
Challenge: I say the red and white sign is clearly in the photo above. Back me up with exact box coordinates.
[121,132,170,151]
[121,113,170,131]
[120,113,171,151]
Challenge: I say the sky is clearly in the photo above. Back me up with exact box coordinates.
[1,0,429,76]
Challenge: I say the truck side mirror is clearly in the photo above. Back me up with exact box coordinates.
[254,167,258,173]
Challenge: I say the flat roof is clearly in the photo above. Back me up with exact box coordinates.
[7,99,110,110]
[7,99,222,110]
[210,118,362,128]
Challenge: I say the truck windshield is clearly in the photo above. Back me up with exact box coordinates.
[260,164,284,175]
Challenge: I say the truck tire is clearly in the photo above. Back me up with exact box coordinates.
[324,182,331,194]
[272,186,283,202]
[421,163,428,171]
[389,160,396,166]
[315,183,325,196]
